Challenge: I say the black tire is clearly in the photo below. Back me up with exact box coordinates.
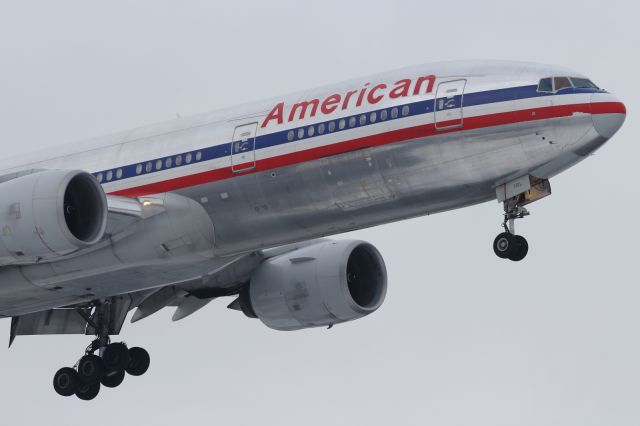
[126,347,150,377]
[101,369,125,388]
[493,232,517,259]
[103,342,131,372]
[53,367,79,397]
[77,354,105,383]
[509,235,529,262]
[75,381,100,401]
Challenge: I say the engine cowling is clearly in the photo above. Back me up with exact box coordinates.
[0,170,107,264]
[239,240,387,331]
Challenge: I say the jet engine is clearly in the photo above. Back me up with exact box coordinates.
[237,240,387,330]
[0,170,107,265]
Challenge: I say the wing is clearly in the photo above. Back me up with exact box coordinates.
[0,169,257,342]
[7,237,325,346]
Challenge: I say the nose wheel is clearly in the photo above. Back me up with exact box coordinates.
[493,197,530,262]
[493,232,528,261]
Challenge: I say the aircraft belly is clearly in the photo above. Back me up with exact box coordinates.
[179,123,542,255]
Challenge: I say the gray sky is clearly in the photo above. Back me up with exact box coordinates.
[0,1,638,424]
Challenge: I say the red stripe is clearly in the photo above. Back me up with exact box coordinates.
[111,102,625,198]
[591,101,626,115]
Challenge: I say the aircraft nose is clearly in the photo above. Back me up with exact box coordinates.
[591,92,626,139]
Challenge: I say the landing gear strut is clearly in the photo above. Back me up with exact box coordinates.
[52,302,150,400]
[493,197,529,261]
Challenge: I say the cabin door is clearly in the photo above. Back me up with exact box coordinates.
[434,79,466,130]
[231,122,258,172]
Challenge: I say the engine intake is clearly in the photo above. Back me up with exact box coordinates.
[63,172,108,245]
[0,170,107,265]
[239,240,387,331]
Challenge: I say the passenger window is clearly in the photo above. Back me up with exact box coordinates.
[287,130,294,141]
[359,114,367,125]
[116,168,123,179]
[380,109,388,121]
[145,162,152,172]
[165,157,172,168]
[196,151,202,161]
[349,117,356,127]
[391,108,399,119]
[175,155,183,166]
[328,121,336,132]
[106,170,113,181]
[401,105,410,117]
[155,160,162,170]
[308,126,315,137]
[553,77,572,92]
[318,123,325,134]
[538,78,552,92]
[96,173,103,183]
[185,153,192,164]
[297,128,305,139]
[370,112,377,123]
[135,164,142,175]
[338,119,346,130]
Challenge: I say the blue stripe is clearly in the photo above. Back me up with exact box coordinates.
[94,85,602,185]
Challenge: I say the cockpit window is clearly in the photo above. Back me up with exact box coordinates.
[538,78,552,92]
[538,76,600,93]
[553,77,572,92]
[570,77,599,89]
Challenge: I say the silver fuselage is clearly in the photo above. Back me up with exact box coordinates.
[0,60,626,316]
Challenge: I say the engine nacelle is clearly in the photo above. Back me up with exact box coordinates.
[0,170,107,265]
[239,240,387,331]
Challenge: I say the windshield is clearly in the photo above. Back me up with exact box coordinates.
[570,77,599,89]
[537,76,600,92]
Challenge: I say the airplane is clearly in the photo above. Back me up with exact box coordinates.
[0,60,625,400]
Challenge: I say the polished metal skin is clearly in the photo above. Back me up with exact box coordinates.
[0,170,108,265]
[0,60,626,318]
[245,239,387,330]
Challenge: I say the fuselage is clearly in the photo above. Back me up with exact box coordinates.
[0,60,626,315]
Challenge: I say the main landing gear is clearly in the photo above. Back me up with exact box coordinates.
[53,339,150,400]
[493,196,529,262]
[52,302,150,400]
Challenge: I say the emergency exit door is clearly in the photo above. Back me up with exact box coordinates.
[231,122,258,172]
[434,79,466,130]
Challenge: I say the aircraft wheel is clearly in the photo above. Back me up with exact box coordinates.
[75,381,100,401]
[77,354,105,383]
[103,342,130,372]
[101,369,125,388]
[508,235,529,262]
[126,347,150,376]
[53,367,79,397]
[493,232,517,259]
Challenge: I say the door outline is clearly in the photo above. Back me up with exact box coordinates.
[434,79,466,130]
[231,122,258,173]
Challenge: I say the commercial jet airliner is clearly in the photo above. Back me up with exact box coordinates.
[0,60,625,400]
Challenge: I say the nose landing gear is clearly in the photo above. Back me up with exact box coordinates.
[492,175,552,262]
[492,197,529,262]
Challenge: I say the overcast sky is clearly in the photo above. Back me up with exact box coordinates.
[0,1,638,425]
